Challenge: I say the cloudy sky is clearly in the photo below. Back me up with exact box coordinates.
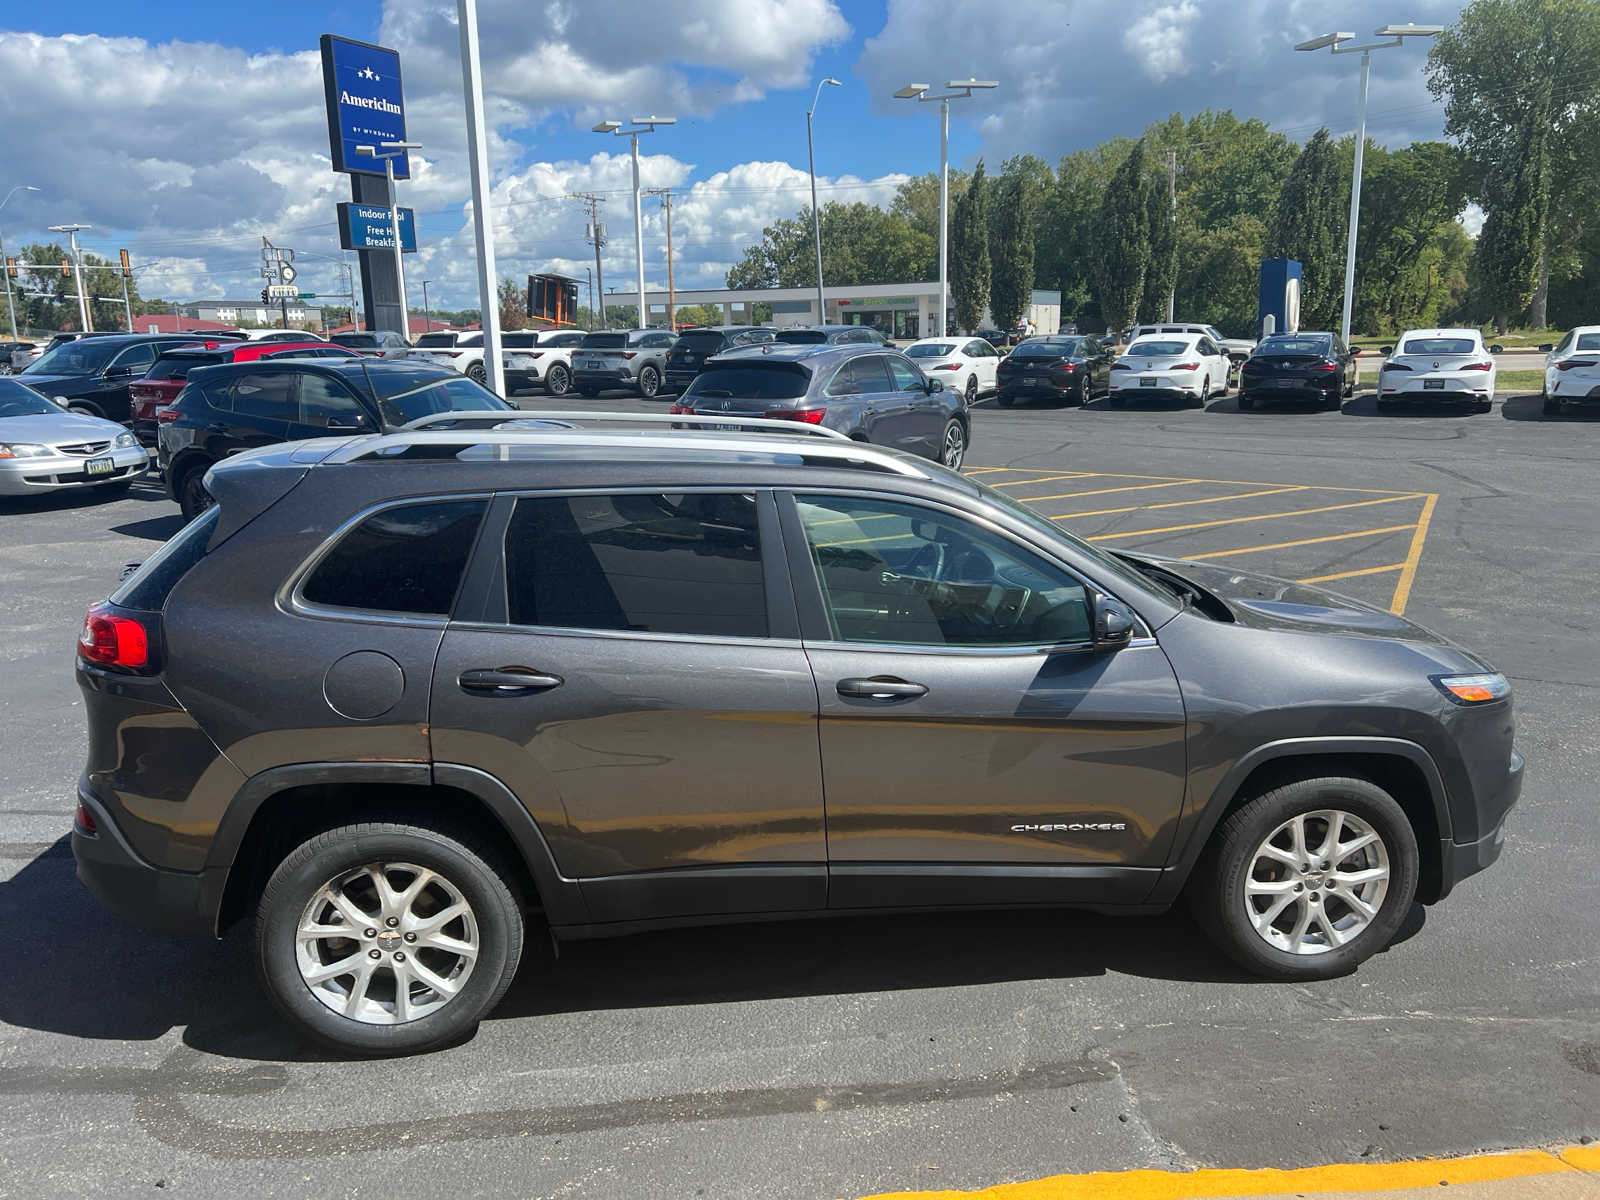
[2,0,1466,310]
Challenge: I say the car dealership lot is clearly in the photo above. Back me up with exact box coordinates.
[0,395,1596,1197]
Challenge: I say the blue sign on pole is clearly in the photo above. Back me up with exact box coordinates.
[319,34,409,179]
[337,202,418,253]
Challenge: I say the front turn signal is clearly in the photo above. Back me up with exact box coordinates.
[1432,673,1510,705]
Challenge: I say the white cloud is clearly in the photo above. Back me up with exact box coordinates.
[1123,2,1201,83]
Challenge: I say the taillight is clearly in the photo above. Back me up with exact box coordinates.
[527,351,544,359]
[1382,362,1412,371]
[1173,362,1200,371]
[668,403,694,415]
[931,362,962,371]
[1312,362,1338,372]
[1555,358,1596,371]
[1110,362,1131,371]
[155,406,180,423]
[1461,361,1493,372]
[622,352,637,360]
[764,408,827,424]
[74,800,98,835]
[78,604,151,671]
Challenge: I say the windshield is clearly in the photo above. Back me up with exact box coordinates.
[22,338,121,375]
[1126,340,1190,357]
[906,343,957,358]
[1257,337,1331,356]
[1400,337,1475,356]
[0,379,63,416]
[1012,339,1081,358]
[364,368,511,425]
[776,329,827,344]
[332,334,378,348]
[684,364,810,401]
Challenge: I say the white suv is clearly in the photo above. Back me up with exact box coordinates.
[1378,328,1497,412]
[1128,322,1255,367]
[410,329,587,396]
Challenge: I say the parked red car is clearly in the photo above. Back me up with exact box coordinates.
[128,341,357,446]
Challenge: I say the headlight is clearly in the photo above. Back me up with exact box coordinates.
[113,432,139,449]
[0,442,49,459]
[1432,673,1510,705]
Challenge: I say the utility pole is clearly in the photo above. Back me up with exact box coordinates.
[119,248,134,331]
[571,193,607,327]
[585,267,593,330]
[1166,150,1177,322]
[646,187,675,330]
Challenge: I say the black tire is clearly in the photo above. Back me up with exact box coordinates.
[1192,379,1210,408]
[964,374,979,405]
[256,820,524,1057]
[1189,776,1419,981]
[1238,394,1255,411]
[1543,397,1560,416]
[577,385,599,398]
[545,363,571,397]
[1323,388,1343,411]
[176,462,214,523]
[466,361,488,386]
[938,418,966,470]
[995,392,1014,409]
[637,365,660,399]
[1072,373,1089,407]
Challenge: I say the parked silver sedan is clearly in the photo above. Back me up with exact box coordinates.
[0,379,148,496]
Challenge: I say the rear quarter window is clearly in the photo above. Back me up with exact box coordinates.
[298,500,488,617]
[111,507,221,612]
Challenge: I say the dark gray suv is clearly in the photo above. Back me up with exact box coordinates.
[72,416,1520,1056]
[671,343,970,468]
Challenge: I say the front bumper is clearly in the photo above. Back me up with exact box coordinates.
[72,784,218,938]
[0,446,147,494]
[1433,747,1523,902]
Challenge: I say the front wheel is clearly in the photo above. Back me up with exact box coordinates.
[637,365,660,399]
[938,418,966,469]
[176,463,215,523]
[1189,776,1419,980]
[545,363,571,397]
[256,820,525,1056]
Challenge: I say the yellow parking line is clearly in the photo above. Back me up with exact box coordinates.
[1195,523,1420,559]
[857,1143,1596,1200]
[1388,493,1439,615]
[964,467,1420,496]
[1299,562,1406,584]
[1084,493,1426,541]
[985,471,1103,488]
[1019,479,1202,503]
[1054,486,1308,520]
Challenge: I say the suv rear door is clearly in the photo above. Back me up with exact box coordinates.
[779,491,1186,907]
[200,369,296,456]
[430,488,825,923]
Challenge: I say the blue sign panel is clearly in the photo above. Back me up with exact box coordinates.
[337,202,417,253]
[320,34,409,179]
[1258,258,1303,337]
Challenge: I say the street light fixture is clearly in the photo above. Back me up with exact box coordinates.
[594,115,675,328]
[894,78,999,337]
[806,78,843,324]
[1,185,40,339]
[48,222,93,333]
[357,140,421,338]
[1296,24,1442,343]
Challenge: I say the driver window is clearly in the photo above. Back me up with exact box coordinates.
[794,495,1092,648]
[112,343,159,372]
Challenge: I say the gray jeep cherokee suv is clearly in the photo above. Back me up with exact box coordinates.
[72,415,1521,1056]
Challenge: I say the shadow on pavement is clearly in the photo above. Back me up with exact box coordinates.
[1340,393,1490,418]
[109,513,184,542]
[1501,393,1600,422]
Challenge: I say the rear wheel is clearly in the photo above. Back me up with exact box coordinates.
[1190,776,1419,980]
[939,419,966,469]
[256,820,524,1057]
[964,374,978,405]
[1323,387,1343,411]
[637,365,661,399]
[1238,393,1255,411]
[995,392,1014,409]
[1543,396,1561,416]
[176,462,215,523]
[1193,379,1210,408]
[545,363,571,397]
[1108,393,1126,409]
[578,385,599,398]
[466,361,488,386]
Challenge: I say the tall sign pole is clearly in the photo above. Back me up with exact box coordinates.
[456,0,504,395]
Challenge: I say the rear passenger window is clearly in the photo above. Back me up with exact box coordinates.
[300,500,487,616]
[222,372,296,421]
[503,493,766,638]
[111,506,220,611]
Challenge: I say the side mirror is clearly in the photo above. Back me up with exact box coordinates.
[1489,344,1504,354]
[1379,345,1394,355]
[1092,595,1135,650]
[53,395,70,407]
[1538,343,1554,353]
[103,365,132,378]
[926,378,945,393]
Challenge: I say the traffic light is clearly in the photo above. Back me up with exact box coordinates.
[61,258,70,277]
[261,288,270,304]
[5,258,15,280]
[119,249,131,279]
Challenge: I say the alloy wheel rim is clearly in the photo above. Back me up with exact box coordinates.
[295,861,479,1025]
[1243,809,1390,955]
[942,422,965,468]
[641,369,658,396]
[549,366,568,394]
[966,376,977,403]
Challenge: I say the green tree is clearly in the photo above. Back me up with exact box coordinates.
[890,170,970,247]
[497,278,530,331]
[948,160,990,333]
[673,302,725,327]
[1092,140,1151,332]
[1429,0,1600,328]
[1267,129,1345,330]
[1141,158,1178,322]
[726,203,934,290]
[988,176,1035,332]
[1353,142,1469,333]
[1173,212,1269,337]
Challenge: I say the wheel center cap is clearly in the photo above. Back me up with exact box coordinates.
[376,929,403,949]
[1304,871,1326,889]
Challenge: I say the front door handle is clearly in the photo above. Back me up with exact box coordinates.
[836,676,928,700]
[458,667,564,695]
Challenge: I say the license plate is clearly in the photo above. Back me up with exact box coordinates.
[1140,377,1157,387]
[580,358,602,369]
[85,457,114,476]
[1423,379,1445,389]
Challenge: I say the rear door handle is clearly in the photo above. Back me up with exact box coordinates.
[458,667,564,694]
[836,676,928,700]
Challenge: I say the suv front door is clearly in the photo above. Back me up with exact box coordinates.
[781,491,1187,907]
[430,489,825,923]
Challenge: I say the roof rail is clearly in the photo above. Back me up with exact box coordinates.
[402,409,851,442]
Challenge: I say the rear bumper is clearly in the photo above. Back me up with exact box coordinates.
[1241,381,1339,398]
[998,380,1076,399]
[665,368,701,389]
[1380,385,1490,403]
[1548,383,1600,403]
[1109,385,1196,402]
[573,368,634,387]
[72,783,218,938]
[1433,747,1523,902]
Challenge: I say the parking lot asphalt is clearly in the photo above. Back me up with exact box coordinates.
[0,387,1596,1198]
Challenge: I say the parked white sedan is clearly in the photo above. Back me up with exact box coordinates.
[1107,332,1230,408]
[1540,325,1600,416]
[1377,328,1497,411]
[904,335,1003,404]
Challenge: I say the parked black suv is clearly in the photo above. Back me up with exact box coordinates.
[156,359,514,520]
[19,333,216,422]
[74,416,1521,1055]
[664,325,775,392]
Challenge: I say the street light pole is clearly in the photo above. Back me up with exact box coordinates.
[1,185,41,339]
[49,223,92,332]
[421,280,432,334]
[806,77,842,324]
[594,116,674,328]
[357,141,421,339]
[895,79,998,338]
[1296,24,1441,344]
